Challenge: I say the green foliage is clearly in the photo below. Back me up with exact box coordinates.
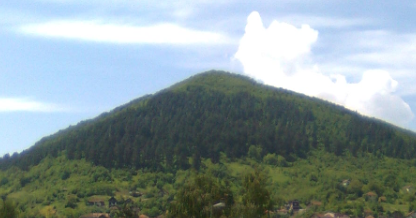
[241,168,272,217]
[276,155,288,167]
[347,179,363,196]
[61,170,70,180]
[114,201,139,218]
[0,151,416,217]
[248,145,262,162]
[169,173,233,218]
[3,71,416,173]
[0,178,8,186]
[409,201,416,212]
[263,153,278,165]
[0,200,18,218]
[65,195,78,209]
[92,167,112,182]
[19,176,31,187]
[2,71,416,217]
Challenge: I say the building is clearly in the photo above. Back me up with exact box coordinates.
[79,213,110,218]
[109,196,118,207]
[87,198,105,207]
[286,200,301,211]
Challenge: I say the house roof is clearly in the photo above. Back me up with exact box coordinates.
[311,212,348,218]
[379,196,387,201]
[365,191,377,196]
[79,213,110,218]
[213,202,225,208]
[87,198,105,203]
[310,200,322,206]
[404,185,413,192]
[406,211,416,216]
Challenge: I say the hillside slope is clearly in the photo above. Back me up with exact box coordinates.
[1,70,416,171]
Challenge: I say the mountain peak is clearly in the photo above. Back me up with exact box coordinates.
[2,70,416,172]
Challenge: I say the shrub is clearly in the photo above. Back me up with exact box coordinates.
[0,178,8,186]
[275,155,288,167]
[248,145,262,162]
[61,171,70,180]
[0,200,18,218]
[263,154,278,166]
[19,177,31,187]
[65,195,78,209]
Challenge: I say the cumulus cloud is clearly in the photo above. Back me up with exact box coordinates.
[0,98,67,112]
[235,11,414,126]
[19,20,230,44]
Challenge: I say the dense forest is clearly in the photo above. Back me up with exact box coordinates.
[2,71,416,217]
[1,71,415,171]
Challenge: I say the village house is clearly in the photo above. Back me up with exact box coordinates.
[341,179,351,187]
[308,200,322,209]
[276,208,288,215]
[311,212,350,218]
[391,211,405,218]
[129,191,143,197]
[403,185,414,193]
[109,196,118,208]
[79,213,110,218]
[286,200,301,212]
[364,192,378,201]
[213,202,225,210]
[378,196,387,203]
[310,212,349,218]
[407,211,416,218]
[87,198,105,207]
[363,209,373,217]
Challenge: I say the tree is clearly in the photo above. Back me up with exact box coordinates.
[347,179,363,196]
[192,150,201,170]
[248,145,262,162]
[65,195,78,209]
[169,174,233,218]
[114,201,139,218]
[263,153,278,165]
[241,168,271,217]
[0,199,18,218]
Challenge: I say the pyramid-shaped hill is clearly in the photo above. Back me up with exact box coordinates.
[1,70,416,170]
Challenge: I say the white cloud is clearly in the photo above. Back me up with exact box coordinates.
[235,11,414,127]
[19,20,230,44]
[278,15,371,29]
[0,98,67,112]
[317,30,416,95]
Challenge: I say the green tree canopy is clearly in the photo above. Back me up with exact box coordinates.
[241,168,272,217]
[0,200,18,218]
[169,174,233,218]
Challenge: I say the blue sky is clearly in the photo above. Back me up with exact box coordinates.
[2,0,416,156]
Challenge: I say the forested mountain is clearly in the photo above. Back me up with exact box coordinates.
[3,70,416,218]
[1,70,416,171]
